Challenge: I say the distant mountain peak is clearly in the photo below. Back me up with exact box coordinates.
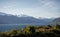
[0,12,31,18]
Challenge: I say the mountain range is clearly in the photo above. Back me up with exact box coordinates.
[0,12,59,25]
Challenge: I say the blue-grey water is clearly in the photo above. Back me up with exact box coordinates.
[0,24,26,32]
[0,23,45,32]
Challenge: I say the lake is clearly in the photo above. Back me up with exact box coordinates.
[0,23,45,32]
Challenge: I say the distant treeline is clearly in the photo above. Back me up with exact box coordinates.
[0,24,60,37]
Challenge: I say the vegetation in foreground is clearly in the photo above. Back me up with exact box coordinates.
[0,24,60,37]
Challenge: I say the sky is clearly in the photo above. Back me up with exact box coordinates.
[0,0,60,18]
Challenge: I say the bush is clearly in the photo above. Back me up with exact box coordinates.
[0,24,60,37]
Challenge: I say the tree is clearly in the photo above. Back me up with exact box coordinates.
[25,25,35,33]
[47,24,52,28]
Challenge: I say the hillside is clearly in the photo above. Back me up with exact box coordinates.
[50,17,60,25]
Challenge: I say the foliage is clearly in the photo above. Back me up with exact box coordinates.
[0,24,60,37]
[53,24,60,29]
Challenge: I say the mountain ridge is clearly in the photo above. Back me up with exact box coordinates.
[0,12,54,25]
[50,17,60,25]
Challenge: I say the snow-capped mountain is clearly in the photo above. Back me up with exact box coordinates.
[0,12,54,25]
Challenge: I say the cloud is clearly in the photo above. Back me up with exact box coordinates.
[0,0,60,18]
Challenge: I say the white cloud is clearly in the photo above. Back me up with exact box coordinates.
[0,0,60,18]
